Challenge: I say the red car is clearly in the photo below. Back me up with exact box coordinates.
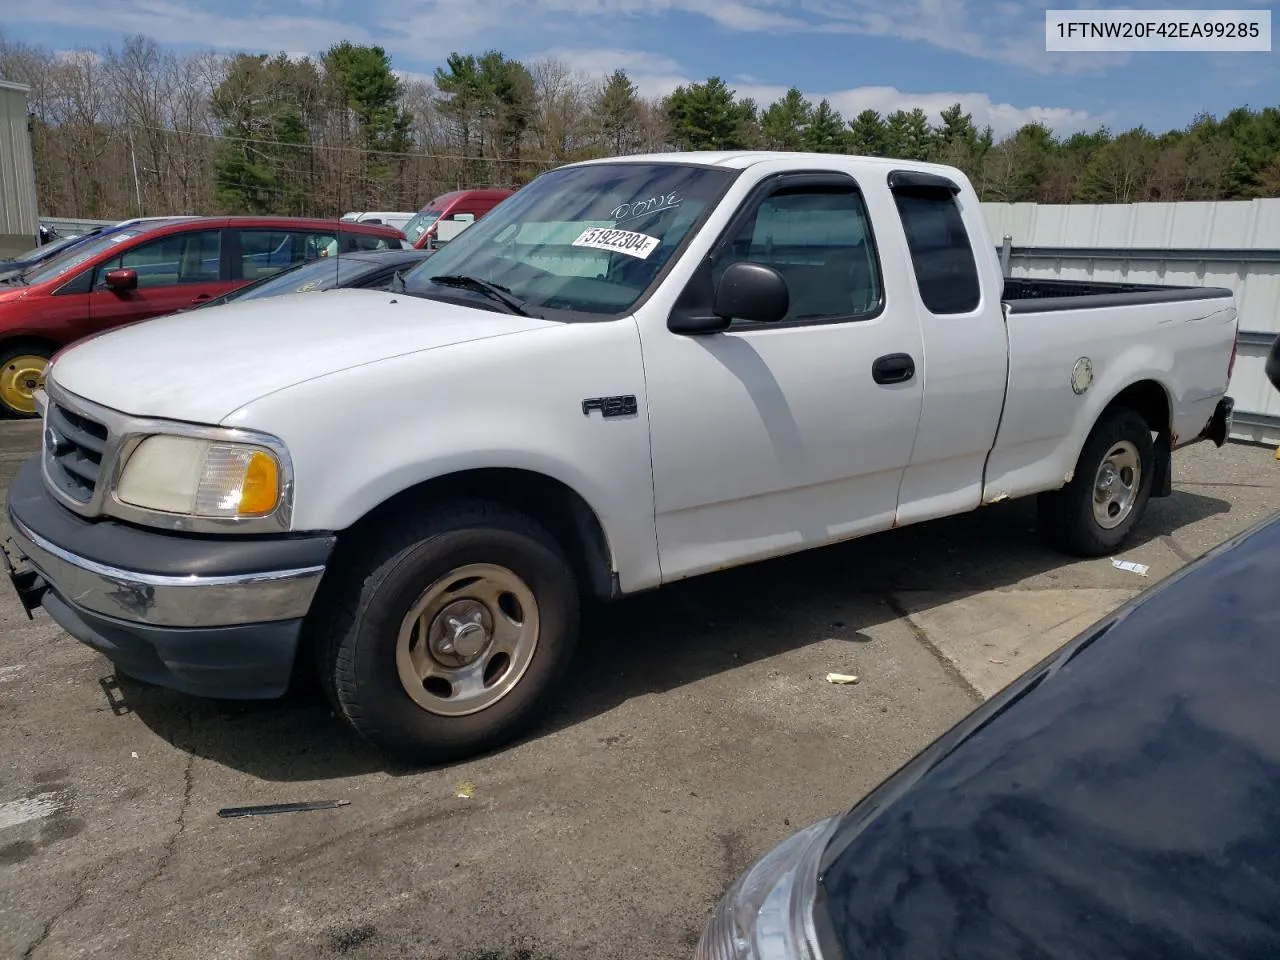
[0,216,405,417]
[401,189,514,249]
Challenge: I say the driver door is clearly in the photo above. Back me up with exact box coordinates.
[88,229,227,329]
[639,172,926,581]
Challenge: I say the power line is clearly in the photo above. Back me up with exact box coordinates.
[126,121,557,164]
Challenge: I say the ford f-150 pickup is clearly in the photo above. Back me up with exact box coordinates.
[3,151,1239,763]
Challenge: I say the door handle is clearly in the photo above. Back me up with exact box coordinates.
[872,353,916,384]
[191,294,211,303]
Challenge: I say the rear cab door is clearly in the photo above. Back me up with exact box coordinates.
[86,222,230,328]
[887,171,1011,526]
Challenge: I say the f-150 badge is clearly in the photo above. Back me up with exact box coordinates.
[582,396,638,418]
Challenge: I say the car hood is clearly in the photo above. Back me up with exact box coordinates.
[48,288,558,424]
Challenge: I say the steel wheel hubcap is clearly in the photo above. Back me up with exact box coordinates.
[395,563,539,717]
[0,354,48,415]
[1093,440,1141,530]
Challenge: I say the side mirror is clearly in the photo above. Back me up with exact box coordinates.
[713,261,789,325]
[668,261,791,335]
[1266,334,1280,392]
[104,268,137,291]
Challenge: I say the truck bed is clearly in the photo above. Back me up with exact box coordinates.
[1003,276,1233,313]
[984,274,1237,505]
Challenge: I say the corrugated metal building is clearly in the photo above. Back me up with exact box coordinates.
[983,199,1280,446]
[0,80,39,257]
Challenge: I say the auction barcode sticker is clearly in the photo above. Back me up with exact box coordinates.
[1046,9,1271,51]
[572,227,660,259]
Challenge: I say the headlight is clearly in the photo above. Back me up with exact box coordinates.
[694,816,840,960]
[115,435,283,518]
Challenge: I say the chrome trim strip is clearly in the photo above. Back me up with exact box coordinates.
[8,514,325,628]
[42,375,296,535]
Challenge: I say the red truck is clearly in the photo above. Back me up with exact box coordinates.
[0,215,405,417]
[401,189,514,249]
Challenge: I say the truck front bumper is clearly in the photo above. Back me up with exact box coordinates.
[3,456,335,699]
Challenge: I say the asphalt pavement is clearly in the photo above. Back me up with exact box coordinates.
[1,417,1276,959]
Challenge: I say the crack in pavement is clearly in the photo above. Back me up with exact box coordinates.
[21,867,96,959]
[883,593,984,704]
[137,750,196,895]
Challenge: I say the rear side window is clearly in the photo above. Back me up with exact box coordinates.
[892,189,980,314]
[349,232,393,252]
[236,229,335,280]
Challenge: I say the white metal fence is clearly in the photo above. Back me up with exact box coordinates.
[984,199,1280,446]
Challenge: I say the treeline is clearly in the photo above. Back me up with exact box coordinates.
[1,31,1278,221]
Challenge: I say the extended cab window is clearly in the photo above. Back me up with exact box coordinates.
[402,163,733,317]
[714,185,882,323]
[892,188,981,314]
[95,230,222,289]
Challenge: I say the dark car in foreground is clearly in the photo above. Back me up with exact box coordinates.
[191,246,433,310]
[696,339,1280,960]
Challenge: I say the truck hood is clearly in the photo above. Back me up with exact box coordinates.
[48,288,557,423]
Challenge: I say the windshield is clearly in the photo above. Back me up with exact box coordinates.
[8,234,83,263]
[401,163,733,317]
[23,228,139,285]
[402,210,441,244]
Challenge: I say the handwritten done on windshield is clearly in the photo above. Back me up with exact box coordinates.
[611,193,683,225]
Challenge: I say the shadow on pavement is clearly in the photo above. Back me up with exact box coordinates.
[108,488,1231,781]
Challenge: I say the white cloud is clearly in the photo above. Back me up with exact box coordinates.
[538,48,1101,136]
[739,82,1099,137]
[8,0,378,54]
[10,0,1134,77]
[393,68,438,87]
[14,1,1106,136]
[529,48,683,77]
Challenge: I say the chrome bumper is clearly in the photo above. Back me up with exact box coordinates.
[6,513,326,629]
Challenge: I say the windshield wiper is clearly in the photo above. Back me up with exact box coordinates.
[429,274,537,317]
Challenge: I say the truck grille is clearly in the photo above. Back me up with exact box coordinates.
[44,401,110,503]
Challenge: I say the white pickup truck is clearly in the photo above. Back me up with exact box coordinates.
[4,151,1238,763]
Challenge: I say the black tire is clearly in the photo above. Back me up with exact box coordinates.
[0,343,53,419]
[314,500,580,765]
[1038,406,1156,557]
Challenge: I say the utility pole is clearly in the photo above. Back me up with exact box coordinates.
[128,129,143,216]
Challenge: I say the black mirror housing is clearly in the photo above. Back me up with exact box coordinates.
[713,261,788,325]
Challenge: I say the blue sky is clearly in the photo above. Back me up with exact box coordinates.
[2,0,1275,137]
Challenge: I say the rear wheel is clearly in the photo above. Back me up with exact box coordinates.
[0,345,52,419]
[1039,406,1155,557]
[315,501,580,764]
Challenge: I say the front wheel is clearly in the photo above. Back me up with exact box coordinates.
[1038,406,1156,557]
[315,501,580,764]
[0,345,52,419]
